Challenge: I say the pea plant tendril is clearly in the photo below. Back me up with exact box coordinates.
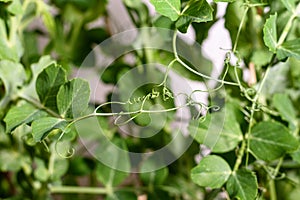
[1,0,300,200]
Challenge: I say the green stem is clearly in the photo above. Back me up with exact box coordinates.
[273,157,284,179]
[49,185,147,194]
[172,31,239,86]
[233,139,246,171]
[277,11,298,46]
[49,186,108,194]
[233,6,249,53]
[19,94,62,118]
[245,63,272,166]
[269,178,277,200]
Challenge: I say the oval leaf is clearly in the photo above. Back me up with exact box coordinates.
[36,64,67,112]
[32,117,67,142]
[263,13,278,53]
[57,78,90,118]
[150,0,181,21]
[4,102,48,133]
[249,121,299,161]
[191,155,231,189]
[176,0,213,33]
[226,168,258,200]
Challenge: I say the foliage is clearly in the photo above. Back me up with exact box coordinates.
[0,0,300,200]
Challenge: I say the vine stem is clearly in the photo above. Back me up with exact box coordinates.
[245,57,273,166]
[233,139,246,171]
[277,4,299,46]
[172,31,239,86]
[269,178,277,200]
[49,186,109,194]
[19,94,62,118]
[235,2,298,171]
[244,7,298,164]
[232,6,249,53]
[49,185,148,194]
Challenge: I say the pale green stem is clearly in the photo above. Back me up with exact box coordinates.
[19,94,62,118]
[172,31,239,86]
[269,178,277,200]
[233,6,249,53]
[49,186,108,194]
[277,10,298,46]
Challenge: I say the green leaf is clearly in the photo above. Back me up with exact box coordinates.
[0,18,23,61]
[273,93,298,132]
[191,155,231,189]
[4,102,48,133]
[250,49,273,67]
[176,0,213,33]
[20,56,56,99]
[140,160,169,185]
[263,13,278,53]
[226,169,258,200]
[249,121,299,161]
[0,60,26,110]
[32,117,67,142]
[150,0,181,21]
[280,0,295,12]
[56,78,90,118]
[277,38,300,60]
[189,104,243,153]
[36,64,67,112]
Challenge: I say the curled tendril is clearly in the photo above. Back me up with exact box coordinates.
[263,165,286,180]
[241,88,256,102]
[225,51,231,63]
[208,105,221,112]
[274,172,286,180]
[189,101,206,119]
[162,87,173,101]
[198,115,207,123]
[126,87,171,106]
[55,130,75,158]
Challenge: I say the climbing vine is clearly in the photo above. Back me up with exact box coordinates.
[0,0,300,200]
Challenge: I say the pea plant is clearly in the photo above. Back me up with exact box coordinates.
[0,0,300,200]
